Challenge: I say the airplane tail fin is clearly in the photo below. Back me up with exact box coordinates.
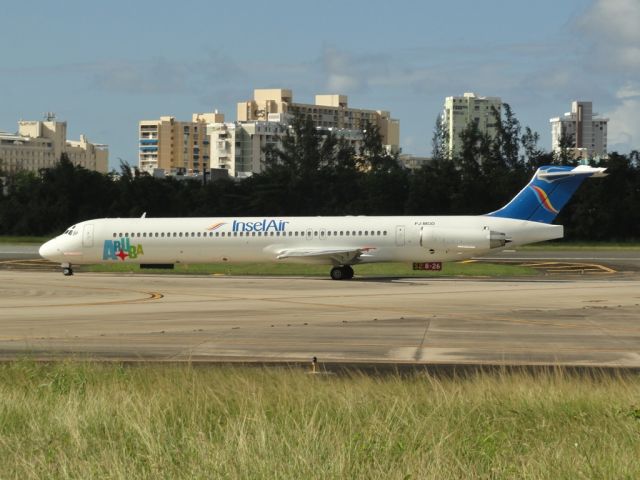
[486,165,606,223]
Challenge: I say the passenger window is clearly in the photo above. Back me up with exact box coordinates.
[364,231,368,236]
[179,232,183,237]
[113,233,116,238]
[383,231,388,235]
[221,232,225,237]
[215,232,219,237]
[161,233,165,237]
[191,233,195,237]
[197,232,201,237]
[346,231,350,236]
[154,233,159,237]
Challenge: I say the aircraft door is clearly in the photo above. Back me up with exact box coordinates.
[395,225,405,247]
[82,224,94,248]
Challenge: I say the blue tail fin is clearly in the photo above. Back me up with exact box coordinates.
[487,165,606,223]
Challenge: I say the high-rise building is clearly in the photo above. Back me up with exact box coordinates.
[138,112,224,174]
[237,89,400,153]
[550,101,608,160]
[442,92,502,158]
[141,90,400,178]
[208,117,368,178]
[207,121,286,178]
[0,115,108,174]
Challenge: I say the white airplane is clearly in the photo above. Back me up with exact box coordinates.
[39,165,606,279]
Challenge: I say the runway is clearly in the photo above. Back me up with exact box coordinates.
[1,270,639,367]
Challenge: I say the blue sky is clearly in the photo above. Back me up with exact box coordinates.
[2,0,639,170]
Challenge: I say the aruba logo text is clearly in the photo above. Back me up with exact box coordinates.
[103,237,144,261]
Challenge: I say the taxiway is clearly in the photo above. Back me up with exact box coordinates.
[0,270,639,367]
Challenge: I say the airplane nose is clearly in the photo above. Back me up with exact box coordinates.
[39,239,60,261]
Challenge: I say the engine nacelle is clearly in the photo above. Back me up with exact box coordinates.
[420,227,508,251]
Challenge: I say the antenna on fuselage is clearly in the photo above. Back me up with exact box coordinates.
[141,212,147,218]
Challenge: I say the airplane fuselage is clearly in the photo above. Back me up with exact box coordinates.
[40,215,563,267]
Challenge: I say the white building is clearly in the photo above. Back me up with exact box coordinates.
[207,119,366,178]
[207,121,286,178]
[442,92,502,159]
[550,101,608,160]
[0,115,108,174]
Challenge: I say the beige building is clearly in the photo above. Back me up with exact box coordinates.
[141,90,400,178]
[442,92,502,158]
[237,89,400,152]
[139,112,224,174]
[550,101,608,160]
[0,116,108,174]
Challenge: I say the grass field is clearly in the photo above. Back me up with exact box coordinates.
[82,261,535,277]
[0,362,638,479]
[0,236,50,244]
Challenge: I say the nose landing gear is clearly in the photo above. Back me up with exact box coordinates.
[330,265,354,280]
[62,264,74,276]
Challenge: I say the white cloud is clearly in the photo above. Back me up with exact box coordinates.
[92,58,189,95]
[576,0,640,73]
[616,82,640,100]
[320,47,391,93]
[604,83,640,152]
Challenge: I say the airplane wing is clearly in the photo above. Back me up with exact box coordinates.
[275,247,376,265]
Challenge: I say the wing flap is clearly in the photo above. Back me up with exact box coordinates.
[276,247,374,265]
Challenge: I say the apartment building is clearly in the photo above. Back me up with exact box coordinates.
[208,118,371,177]
[550,101,608,160]
[442,92,502,158]
[207,121,286,178]
[0,115,108,174]
[140,90,400,177]
[139,112,224,174]
[237,89,400,152]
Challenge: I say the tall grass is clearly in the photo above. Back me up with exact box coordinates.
[0,362,638,479]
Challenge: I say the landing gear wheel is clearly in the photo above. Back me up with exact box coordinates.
[330,265,354,280]
[63,267,74,276]
[343,265,354,279]
[330,266,344,280]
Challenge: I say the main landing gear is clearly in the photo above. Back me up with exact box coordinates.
[330,265,354,280]
[62,264,74,276]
